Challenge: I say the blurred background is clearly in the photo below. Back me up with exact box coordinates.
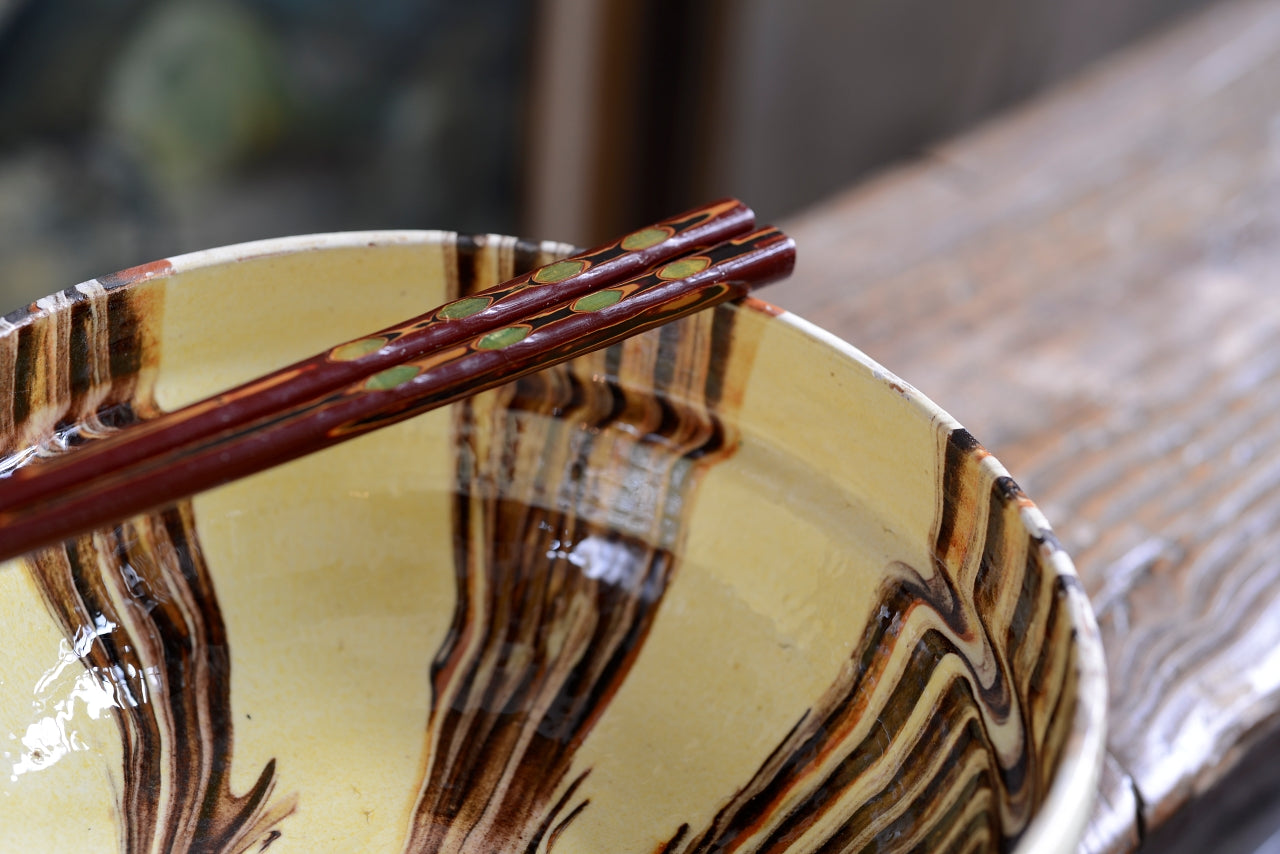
[0,0,1217,313]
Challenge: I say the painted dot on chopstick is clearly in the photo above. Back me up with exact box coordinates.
[438,296,492,320]
[477,325,531,350]
[656,256,710,280]
[331,336,387,362]
[365,365,420,391]
[532,259,587,284]
[572,289,624,312]
[621,226,673,251]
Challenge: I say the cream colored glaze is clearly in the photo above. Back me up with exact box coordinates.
[157,237,462,850]
[193,414,456,851]
[556,445,904,850]
[153,237,455,411]
[733,319,941,564]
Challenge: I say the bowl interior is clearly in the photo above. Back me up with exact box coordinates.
[0,232,1103,852]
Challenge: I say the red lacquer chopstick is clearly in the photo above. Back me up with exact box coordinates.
[0,198,753,516]
[0,226,794,562]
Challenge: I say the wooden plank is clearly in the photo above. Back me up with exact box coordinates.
[1082,754,1142,854]
[777,0,1280,849]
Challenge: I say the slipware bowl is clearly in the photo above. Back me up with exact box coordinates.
[0,231,1105,853]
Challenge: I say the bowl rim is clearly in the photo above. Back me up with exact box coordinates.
[50,229,1109,853]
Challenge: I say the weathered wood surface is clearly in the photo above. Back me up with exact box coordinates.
[776,0,1280,850]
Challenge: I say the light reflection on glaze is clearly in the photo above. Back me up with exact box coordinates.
[555,534,647,586]
[0,403,138,478]
[6,621,161,783]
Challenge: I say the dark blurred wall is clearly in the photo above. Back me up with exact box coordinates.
[0,0,1224,311]
[699,0,1222,222]
[0,0,532,312]
[526,0,1222,244]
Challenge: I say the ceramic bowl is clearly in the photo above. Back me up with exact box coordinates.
[0,232,1105,853]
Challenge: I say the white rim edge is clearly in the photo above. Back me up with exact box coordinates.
[163,230,459,275]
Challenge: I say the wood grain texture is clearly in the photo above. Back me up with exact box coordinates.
[776,0,1280,849]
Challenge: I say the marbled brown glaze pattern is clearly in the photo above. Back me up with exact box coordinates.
[28,507,296,853]
[403,235,759,852]
[0,270,165,466]
[656,430,1079,853]
[2,268,294,853]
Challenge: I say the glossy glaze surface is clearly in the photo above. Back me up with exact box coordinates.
[0,232,1104,852]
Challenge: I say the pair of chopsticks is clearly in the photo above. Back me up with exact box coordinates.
[0,200,795,562]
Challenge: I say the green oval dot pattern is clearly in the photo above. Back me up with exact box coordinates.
[571,289,624,313]
[364,364,421,391]
[477,325,531,350]
[438,296,492,320]
[620,226,672,251]
[331,336,387,362]
[657,256,710,280]
[532,259,587,284]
